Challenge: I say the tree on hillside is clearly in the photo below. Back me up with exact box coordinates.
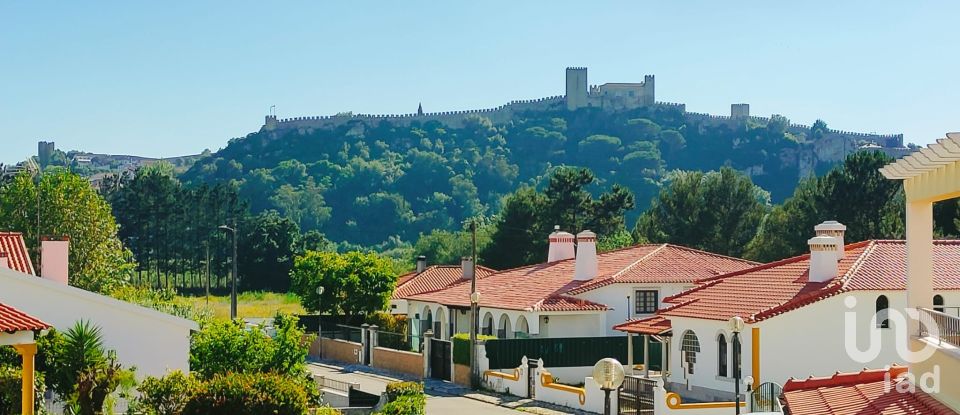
[0,169,133,292]
[290,251,397,316]
[744,151,903,262]
[633,167,769,258]
[413,227,492,266]
[481,167,636,269]
[238,211,300,291]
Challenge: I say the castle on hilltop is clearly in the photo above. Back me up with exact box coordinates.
[260,67,909,169]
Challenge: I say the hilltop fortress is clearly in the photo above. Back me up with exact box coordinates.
[261,67,909,171]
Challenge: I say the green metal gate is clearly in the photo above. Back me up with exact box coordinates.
[484,336,662,369]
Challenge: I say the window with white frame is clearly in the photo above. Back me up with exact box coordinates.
[635,290,659,314]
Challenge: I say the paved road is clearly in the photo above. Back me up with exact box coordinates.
[308,363,520,414]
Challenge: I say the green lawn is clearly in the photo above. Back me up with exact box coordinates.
[177,292,306,319]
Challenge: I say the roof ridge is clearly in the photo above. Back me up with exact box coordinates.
[836,240,878,291]
[783,366,906,392]
[662,278,724,304]
[565,244,668,295]
[662,243,760,265]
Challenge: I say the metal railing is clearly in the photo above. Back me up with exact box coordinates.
[313,375,359,393]
[919,307,960,348]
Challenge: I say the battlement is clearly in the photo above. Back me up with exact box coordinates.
[566,67,588,71]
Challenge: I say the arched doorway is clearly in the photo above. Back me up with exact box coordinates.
[515,315,530,338]
[435,308,446,339]
[482,312,494,336]
[498,314,512,338]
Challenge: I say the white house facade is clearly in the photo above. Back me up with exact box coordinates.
[616,222,960,404]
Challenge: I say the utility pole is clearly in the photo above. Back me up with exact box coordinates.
[468,219,479,388]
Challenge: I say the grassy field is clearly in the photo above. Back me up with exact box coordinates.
[177,292,306,319]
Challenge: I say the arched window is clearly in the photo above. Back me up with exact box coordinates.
[717,334,728,377]
[876,295,889,329]
[680,330,701,374]
[934,295,945,313]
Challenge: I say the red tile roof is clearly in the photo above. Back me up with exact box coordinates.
[0,232,35,275]
[0,302,50,333]
[612,315,672,335]
[782,366,957,415]
[654,240,960,323]
[408,244,754,312]
[393,265,496,300]
[566,244,757,295]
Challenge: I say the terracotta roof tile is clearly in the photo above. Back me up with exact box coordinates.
[0,232,35,275]
[533,295,610,312]
[782,366,958,415]
[655,240,960,323]
[566,244,756,295]
[408,244,753,312]
[392,265,496,299]
[612,315,672,335]
[0,302,50,333]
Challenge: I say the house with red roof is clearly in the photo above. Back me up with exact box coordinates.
[780,365,957,415]
[389,256,496,317]
[405,228,755,341]
[0,232,197,378]
[615,221,960,403]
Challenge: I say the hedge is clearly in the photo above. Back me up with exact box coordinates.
[452,333,496,365]
[376,381,425,415]
[180,372,311,415]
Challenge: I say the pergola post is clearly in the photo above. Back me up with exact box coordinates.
[13,343,37,415]
[626,333,634,374]
[643,334,650,378]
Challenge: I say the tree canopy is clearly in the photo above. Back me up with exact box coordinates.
[289,251,398,316]
[0,169,133,292]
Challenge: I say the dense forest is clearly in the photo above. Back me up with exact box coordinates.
[182,106,851,248]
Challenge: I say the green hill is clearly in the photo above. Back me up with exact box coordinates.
[181,105,907,247]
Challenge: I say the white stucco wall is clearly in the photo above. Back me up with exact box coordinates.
[574,282,693,336]
[0,268,196,378]
[388,298,408,315]
[665,290,960,396]
[542,313,608,338]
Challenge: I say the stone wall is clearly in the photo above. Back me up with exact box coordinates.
[371,347,423,378]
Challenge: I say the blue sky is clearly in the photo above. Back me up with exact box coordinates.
[2,1,957,164]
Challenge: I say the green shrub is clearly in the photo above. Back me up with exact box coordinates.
[190,313,310,380]
[314,407,343,415]
[376,394,425,415]
[0,365,45,415]
[138,371,194,415]
[182,372,310,415]
[451,333,496,365]
[376,381,425,415]
[384,381,422,401]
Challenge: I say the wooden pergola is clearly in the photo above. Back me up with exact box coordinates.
[0,303,51,415]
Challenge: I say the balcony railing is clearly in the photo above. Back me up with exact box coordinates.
[918,307,960,348]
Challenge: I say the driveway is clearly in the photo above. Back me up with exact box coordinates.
[307,362,520,414]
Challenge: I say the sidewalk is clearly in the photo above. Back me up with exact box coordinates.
[307,359,598,415]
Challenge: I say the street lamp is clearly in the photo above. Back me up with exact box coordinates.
[218,224,238,320]
[592,358,625,415]
[728,316,745,415]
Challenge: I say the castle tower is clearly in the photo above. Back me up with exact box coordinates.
[264,115,278,131]
[643,75,656,105]
[38,141,55,167]
[565,67,588,110]
[417,102,424,116]
[731,103,750,118]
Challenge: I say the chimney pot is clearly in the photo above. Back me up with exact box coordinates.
[574,230,598,281]
[807,235,839,283]
[416,255,427,274]
[814,220,847,258]
[41,237,69,285]
[547,226,576,262]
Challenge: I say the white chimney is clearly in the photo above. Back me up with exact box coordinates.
[814,220,847,258]
[416,255,427,274]
[461,257,474,280]
[0,252,8,269]
[41,237,69,285]
[574,230,598,281]
[807,235,839,283]
[547,225,576,262]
